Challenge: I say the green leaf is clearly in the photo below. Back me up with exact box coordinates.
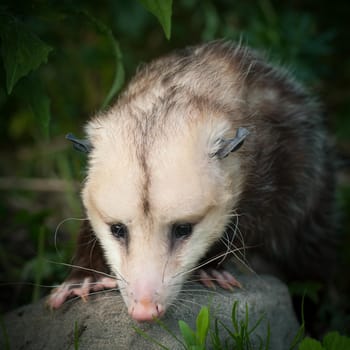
[28,86,51,140]
[179,320,196,346]
[16,76,51,140]
[196,306,209,345]
[0,14,53,94]
[323,331,350,350]
[74,10,125,109]
[137,0,173,39]
[0,315,10,350]
[288,281,322,303]
[299,337,324,350]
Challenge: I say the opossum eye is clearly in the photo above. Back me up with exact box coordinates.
[172,223,193,240]
[110,223,128,240]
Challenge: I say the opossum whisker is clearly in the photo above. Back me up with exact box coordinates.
[172,298,204,309]
[219,212,253,269]
[215,240,259,277]
[83,250,127,284]
[53,217,89,257]
[174,246,247,279]
[76,237,99,248]
[46,260,120,281]
[68,281,122,290]
[220,229,245,262]
[178,287,221,296]
[169,299,200,315]
[224,211,246,254]
[217,211,241,265]
[60,292,120,308]
[108,267,127,284]
[174,243,257,284]
[84,288,121,297]
[89,238,98,266]
[89,295,126,307]
[0,281,70,289]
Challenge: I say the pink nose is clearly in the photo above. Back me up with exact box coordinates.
[129,298,164,322]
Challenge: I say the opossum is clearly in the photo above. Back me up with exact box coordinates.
[48,41,336,322]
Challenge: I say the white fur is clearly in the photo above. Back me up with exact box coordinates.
[82,100,244,317]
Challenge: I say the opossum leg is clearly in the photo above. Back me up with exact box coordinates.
[47,221,116,309]
[47,276,118,309]
[198,268,242,290]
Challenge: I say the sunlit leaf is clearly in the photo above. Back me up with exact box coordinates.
[196,306,209,345]
[178,320,196,346]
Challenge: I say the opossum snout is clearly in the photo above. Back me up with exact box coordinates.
[128,297,165,322]
[127,281,166,322]
[123,266,169,322]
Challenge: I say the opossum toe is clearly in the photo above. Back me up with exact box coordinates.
[47,276,118,309]
[198,268,242,291]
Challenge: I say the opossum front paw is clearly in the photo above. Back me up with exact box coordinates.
[198,269,242,290]
[47,276,118,309]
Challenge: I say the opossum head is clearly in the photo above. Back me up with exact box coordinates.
[82,105,247,321]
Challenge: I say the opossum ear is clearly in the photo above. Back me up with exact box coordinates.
[212,127,249,159]
[65,133,92,153]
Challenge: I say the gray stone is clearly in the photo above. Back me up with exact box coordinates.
[1,270,299,349]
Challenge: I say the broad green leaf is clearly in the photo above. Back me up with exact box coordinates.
[0,14,53,94]
[137,0,172,39]
[323,331,350,350]
[196,306,209,345]
[299,337,324,350]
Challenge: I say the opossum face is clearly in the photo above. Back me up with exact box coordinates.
[82,111,244,321]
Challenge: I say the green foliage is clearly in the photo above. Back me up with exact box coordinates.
[74,321,80,350]
[288,282,323,304]
[214,301,269,350]
[32,226,45,302]
[178,306,210,349]
[138,0,173,39]
[299,338,324,350]
[0,13,52,94]
[17,77,51,140]
[136,303,350,350]
[75,9,125,110]
[299,332,350,350]
[0,315,10,350]
[144,302,270,350]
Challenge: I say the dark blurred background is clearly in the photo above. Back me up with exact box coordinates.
[0,0,349,339]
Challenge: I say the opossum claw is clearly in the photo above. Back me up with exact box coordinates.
[198,269,217,289]
[47,276,118,309]
[198,268,242,290]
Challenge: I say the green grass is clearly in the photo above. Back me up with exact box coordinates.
[135,301,270,350]
[0,315,10,350]
[135,302,350,350]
